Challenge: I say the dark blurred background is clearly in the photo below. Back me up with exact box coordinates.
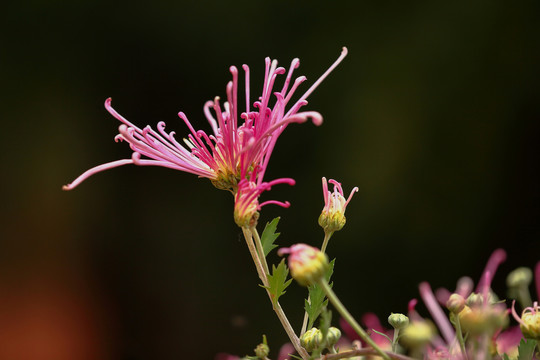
[1,0,539,359]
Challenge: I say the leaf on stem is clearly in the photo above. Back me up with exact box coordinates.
[517,338,537,360]
[262,259,293,306]
[305,259,335,329]
[260,217,281,257]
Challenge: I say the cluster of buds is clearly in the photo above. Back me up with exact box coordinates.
[457,292,508,335]
[300,327,341,353]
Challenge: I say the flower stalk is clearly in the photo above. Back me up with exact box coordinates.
[241,228,309,359]
[317,279,392,360]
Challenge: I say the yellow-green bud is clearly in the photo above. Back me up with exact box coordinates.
[459,304,508,335]
[507,267,533,288]
[301,327,323,352]
[318,210,346,233]
[319,177,358,233]
[446,294,466,314]
[519,305,540,340]
[254,343,269,359]
[326,327,342,347]
[388,313,409,330]
[401,320,435,348]
[278,244,329,286]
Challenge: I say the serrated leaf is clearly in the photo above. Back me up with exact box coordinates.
[261,217,281,257]
[262,259,292,306]
[517,338,537,360]
[305,259,335,329]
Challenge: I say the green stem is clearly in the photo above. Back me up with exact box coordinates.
[321,348,416,360]
[453,315,468,360]
[241,228,309,360]
[318,279,391,360]
[517,286,533,309]
[391,328,399,353]
[320,231,334,254]
[250,226,270,276]
[300,232,334,336]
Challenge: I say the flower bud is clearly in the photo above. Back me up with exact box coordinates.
[319,177,358,233]
[254,343,269,359]
[506,267,533,288]
[278,244,328,286]
[301,327,323,352]
[388,313,409,330]
[459,304,508,335]
[401,320,435,348]
[446,294,466,314]
[518,303,540,340]
[326,327,342,347]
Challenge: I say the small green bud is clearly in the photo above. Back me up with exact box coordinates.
[446,294,466,314]
[254,343,269,359]
[326,327,342,347]
[507,267,533,288]
[466,292,498,307]
[300,327,323,352]
[388,313,409,330]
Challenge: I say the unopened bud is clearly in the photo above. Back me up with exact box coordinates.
[254,343,269,359]
[519,303,540,340]
[507,267,533,288]
[446,294,466,314]
[459,304,508,335]
[278,244,328,286]
[388,313,409,330]
[301,327,323,352]
[401,320,435,348]
[326,327,342,347]
[319,177,358,233]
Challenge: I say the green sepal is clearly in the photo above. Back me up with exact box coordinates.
[517,338,537,360]
[261,259,293,306]
[305,259,335,329]
[260,217,281,257]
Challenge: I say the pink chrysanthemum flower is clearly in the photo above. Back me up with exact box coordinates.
[63,48,348,193]
[318,177,358,233]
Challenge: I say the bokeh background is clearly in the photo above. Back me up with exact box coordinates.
[1,0,539,359]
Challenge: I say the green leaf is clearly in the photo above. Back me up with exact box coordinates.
[517,338,537,360]
[502,354,511,360]
[260,217,281,257]
[262,259,293,306]
[288,355,303,360]
[305,259,335,329]
[372,329,393,344]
